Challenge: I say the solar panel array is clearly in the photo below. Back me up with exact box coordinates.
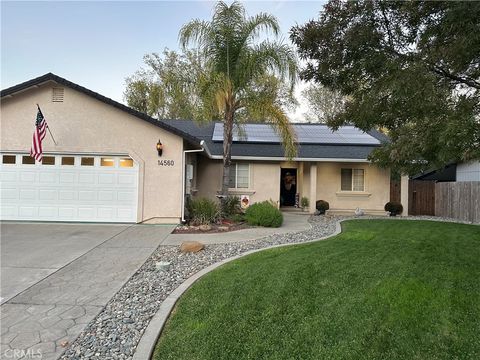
[212,123,380,145]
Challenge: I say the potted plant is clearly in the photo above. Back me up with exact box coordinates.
[315,200,330,215]
[300,196,309,211]
[384,202,403,216]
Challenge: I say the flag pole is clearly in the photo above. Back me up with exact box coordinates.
[36,104,57,145]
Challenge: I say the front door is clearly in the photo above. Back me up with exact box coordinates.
[280,168,297,207]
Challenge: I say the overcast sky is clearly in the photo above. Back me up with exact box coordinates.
[1,1,325,121]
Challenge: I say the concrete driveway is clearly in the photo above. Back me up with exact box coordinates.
[0,222,174,359]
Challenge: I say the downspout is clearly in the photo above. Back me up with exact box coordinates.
[181,140,206,223]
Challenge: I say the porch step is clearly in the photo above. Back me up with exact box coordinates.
[280,206,307,213]
[326,209,389,216]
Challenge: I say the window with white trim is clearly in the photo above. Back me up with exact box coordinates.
[341,168,365,191]
[229,163,249,189]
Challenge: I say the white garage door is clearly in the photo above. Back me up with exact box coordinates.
[0,154,139,223]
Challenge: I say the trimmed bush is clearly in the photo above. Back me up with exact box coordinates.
[221,196,241,217]
[245,201,283,228]
[187,197,220,225]
[384,202,403,216]
[316,200,330,214]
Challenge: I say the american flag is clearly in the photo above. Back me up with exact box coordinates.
[30,106,48,162]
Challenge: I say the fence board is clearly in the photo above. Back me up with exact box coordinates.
[435,182,480,223]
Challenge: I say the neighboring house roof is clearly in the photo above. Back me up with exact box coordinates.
[412,163,457,182]
[163,119,386,161]
[0,73,200,145]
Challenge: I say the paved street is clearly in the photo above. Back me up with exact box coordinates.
[0,223,174,359]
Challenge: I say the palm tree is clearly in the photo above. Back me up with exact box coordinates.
[179,1,298,199]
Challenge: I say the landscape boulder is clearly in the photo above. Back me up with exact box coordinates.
[180,241,205,253]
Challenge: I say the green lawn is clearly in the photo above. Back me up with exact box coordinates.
[154,220,480,360]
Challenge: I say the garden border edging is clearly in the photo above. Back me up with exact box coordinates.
[132,220,343,360]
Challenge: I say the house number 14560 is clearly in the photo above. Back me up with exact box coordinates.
[158,160,175,166]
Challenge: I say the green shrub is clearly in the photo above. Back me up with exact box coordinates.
[301,196,309,209]
[229,213,245,223]
[187,197,220,225]
[384,202,403,216]
[221,196,241,217]
[315,200,330,214]
[245,201,283,228]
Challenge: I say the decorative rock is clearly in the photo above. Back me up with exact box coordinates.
[198,224,212,232]
[155,261,171,271]
[60,214,460,360]
[218,226,229,231]
[180,241,205,253]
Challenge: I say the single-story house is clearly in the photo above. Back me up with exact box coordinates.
[1,73,392,223]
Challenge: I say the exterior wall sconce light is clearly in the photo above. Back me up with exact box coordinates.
[156,139,163,156]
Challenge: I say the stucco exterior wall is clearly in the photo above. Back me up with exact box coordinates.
[1,82,185,223]
[316,162,390,211]
[195,158,281,205]
[195,158,390,212]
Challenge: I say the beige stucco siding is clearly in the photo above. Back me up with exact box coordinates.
[195,159,281,205]
[1,82,185,222]
[195,158,390,212]
[316,162,390,211]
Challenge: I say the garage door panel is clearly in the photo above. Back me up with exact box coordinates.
[1,206,17,217]
[39,172,56,183]
[60,173,76,183]
[1,171,16,182]
[118,174,135,185]
[20,172,36,182]
[19,206,36,217]
[98,173,115,184]
[79,173,96,184]
[98,191,114,201]
[98,207,114,219]
[58,207,76,218]
[59,190,76,200]
[39,189,57,201]
[0,154,138,223]
[118,208,134,219]
[19,189,36,200]
[38,207,58,217]
[78,190,96,201]
[78,207,96,219]
[117,191,134,201]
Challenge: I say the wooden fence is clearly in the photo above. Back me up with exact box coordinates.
[435,181,480,223]
[409,180,436,216]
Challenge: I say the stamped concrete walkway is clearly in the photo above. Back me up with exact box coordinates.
[0,223,174,360]
[161,212,311,245]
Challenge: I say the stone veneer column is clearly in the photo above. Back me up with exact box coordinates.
[400,175,409,216]
[309,163,317,213]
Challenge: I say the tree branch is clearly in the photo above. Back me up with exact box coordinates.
[430,65,480,90]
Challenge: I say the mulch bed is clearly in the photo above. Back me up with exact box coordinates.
[173,221,251,234]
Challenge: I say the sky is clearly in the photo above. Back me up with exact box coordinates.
[1,1,325,121]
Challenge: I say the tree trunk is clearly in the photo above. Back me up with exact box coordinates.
[221,109,234,200]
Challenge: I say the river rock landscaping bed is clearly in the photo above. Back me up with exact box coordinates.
[59,214,473,359]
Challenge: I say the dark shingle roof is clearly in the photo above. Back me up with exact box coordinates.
[163,119,385,160]
[2,73,387,161]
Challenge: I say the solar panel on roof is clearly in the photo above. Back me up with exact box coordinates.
[212,123,380,145]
